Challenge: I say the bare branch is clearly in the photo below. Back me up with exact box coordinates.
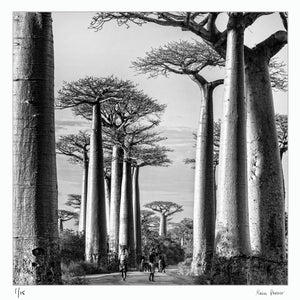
[279,12,288,30]
[254,30,287,60]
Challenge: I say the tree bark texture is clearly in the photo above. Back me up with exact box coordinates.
[132,166,142,263]
[85,102,107,267]
[109,145,123,253]
[119,152,136,267]
[104,176,111,235]
[215,14,250,258]
[78,153,88,233]
[159,214,167,237]
[245,54,285,261]
[191,84,215,276]
[13,12,61,285]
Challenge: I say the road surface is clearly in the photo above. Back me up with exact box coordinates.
[83,266,195,285]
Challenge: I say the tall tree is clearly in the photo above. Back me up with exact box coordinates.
[132,40,223,275]
[216,14,250,273]
[58,210,79,232]
[90,12,288,272]
[56,131,90,233]
[13,12,61,284]
[116,129,165,267]
[66,79,166,254]
[131,145,172,263]
[144,201,183,237]
[56,76,129,267]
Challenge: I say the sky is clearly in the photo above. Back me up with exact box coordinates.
[52,12,288,229]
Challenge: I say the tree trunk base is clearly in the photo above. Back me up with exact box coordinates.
[13,238,62,285]
[210,255,249,284]
[193,255,288,285]
[86,252,108,272]
[248,256,287,285]
[191,251,213,276]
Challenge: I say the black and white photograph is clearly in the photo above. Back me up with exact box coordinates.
[6,0,298,298]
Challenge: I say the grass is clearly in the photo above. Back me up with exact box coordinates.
[61,260,103,285]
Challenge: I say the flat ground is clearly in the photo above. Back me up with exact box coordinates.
[84,265,195,285]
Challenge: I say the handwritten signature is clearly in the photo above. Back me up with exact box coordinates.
[256,289,285,296]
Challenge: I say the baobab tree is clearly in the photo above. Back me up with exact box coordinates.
[90,13,288,277]
[115,128,166,267]
[215,14,250,282]
[56,131,90,233]
[132,40,224,275]
[65,78,166,254]
[144,201,183,237]
[58,210,79,233]
[140,210,160,234]
[57,76,130,267]
[13,12,61,284]
[130,145,172,263]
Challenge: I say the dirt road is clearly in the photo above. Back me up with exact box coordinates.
[84,266,195,285]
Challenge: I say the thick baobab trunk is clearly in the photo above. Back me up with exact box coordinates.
[215,14,250,258]
[132,166,142,264]
[159,214,167,237]
[104,175,111,235]
[191,84,216,276]
[85,102,107,268]
[78,152,88,233]
[213,14,250,284]
[119,152,136,267]
[13,12,61,285]
[109,145,123,253]
[246,54,285,262]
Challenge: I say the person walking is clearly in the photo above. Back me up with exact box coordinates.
[140,256,145,272]
[148,248,157,282]
[119,247,129,281]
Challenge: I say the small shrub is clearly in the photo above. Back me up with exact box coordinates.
[59,230,85,264]
[61,260,102,285]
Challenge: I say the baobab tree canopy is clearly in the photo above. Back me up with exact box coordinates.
[90,12,286,57]
[145,201,183,217]
[56,131,90,164]
[132,40,224,77]
[131,145,172,167]
[56,76,166,128]
[58,209,79,223]
[56,76,131,109]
